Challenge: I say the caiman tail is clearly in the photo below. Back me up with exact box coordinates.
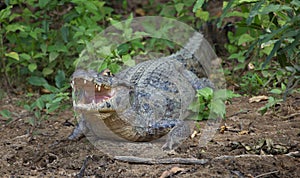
[173,32,217,78]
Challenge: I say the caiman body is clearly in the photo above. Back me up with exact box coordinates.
[69,32,217,150]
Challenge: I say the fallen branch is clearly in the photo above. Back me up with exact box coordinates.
[285,151,300,158]
[114,153,277,164]
[277,112,300,120]
[254,170,279,178]
[114,156,209,165]
[213,154,273,160]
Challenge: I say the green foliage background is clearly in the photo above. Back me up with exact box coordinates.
[0,0,299,121]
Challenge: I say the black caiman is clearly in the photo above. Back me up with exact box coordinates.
[68,32,217,150]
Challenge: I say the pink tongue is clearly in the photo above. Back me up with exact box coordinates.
[95,96,110,103]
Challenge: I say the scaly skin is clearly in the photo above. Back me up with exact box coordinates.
[69,32,217,150]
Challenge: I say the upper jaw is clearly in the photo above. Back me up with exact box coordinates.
[71,74,115,111]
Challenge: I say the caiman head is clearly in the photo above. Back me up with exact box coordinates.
[71,69,170,142]
[71,69,132,113]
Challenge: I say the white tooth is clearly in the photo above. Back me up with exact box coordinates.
[84,80,87,84]
[98,86,101,91]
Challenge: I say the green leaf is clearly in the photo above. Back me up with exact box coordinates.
[291,0,300,7]
[29,30,38,40]
[27,117,35,126]
[238,34,255,45]
[36,98,45,110]
[210,99,226,118]
[5,52,19,60]
[0,6,11,21]
[247,0,265,25]
[43,84,59,93]
[20,53,31,61]
[217,0,235,27]
[46,102,60,113]
[24,104,31,111]
[122,54,135,67]
[28,76,48,86]
[270,88,282,94]
[197,87,213,100]
[49,51,59,63]
[281,83,286,91]
[195,9,210,21]
[34,110,41,119]
[175,3,184,13]
[109,63,121,74]
[55,70,66,89]
[0,109,11,119]
[28,63,37,72]
[223,11,249,18]
[61,26,69,43]
[188,101,200,112]
[42,68,54,76]
[38,0,51,8]
[193,0,205,12]
[40,94,55,101]
[228,51,246,62]
[110,19,123,31]
[5,24,25,33]
[259,4,292,15]
[262,39,282,68]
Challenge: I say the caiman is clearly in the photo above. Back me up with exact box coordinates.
[68,32,217,150]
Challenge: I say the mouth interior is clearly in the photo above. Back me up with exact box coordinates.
[72,78,114,104]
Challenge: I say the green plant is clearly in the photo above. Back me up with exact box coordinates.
[258,96,283,115]
[240,72,265,94]
[0,109,12,123]
[0,0,117,125]
[24,70,70,126]
[219,0,299,95]
[189,88,241,120]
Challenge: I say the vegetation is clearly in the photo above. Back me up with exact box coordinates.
[0,0,299,123]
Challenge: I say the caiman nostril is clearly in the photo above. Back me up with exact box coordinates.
[106,102,111,108]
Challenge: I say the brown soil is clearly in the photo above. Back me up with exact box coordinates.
[0,92,299,177]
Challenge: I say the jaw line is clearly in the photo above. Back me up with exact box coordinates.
[73,97,114,111]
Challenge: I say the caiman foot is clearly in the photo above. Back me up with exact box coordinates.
[68,116,87,140]
[162,121,190,151]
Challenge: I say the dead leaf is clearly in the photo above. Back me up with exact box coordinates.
[40,88,51,94]
[238,130,249,135]
[135,8,145,16]
[249,95,268,103]
[220,125,227,134]
[248,62,255,70]
[191,130,198,139]
[159,166,184,178]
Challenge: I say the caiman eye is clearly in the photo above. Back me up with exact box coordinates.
[101,69,113,77]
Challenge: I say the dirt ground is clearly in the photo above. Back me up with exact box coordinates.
[0,91,299,177]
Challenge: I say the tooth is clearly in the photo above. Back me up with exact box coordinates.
[98,86,101,91]
[84,80,87,84]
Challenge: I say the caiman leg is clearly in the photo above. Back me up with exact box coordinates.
[182,69,214,90]
[162,121,191,151]
[68,114,88,140]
